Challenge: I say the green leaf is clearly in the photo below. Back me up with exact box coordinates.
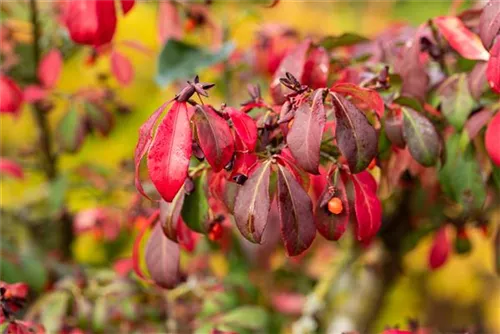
[48,174,68,216]
[219,306,268,331]
[181,171,209,233]
[319,33,369,50]
[439,133,486,213]
[157,39,234,86]
[439,74,475,130]
[40,291,70,333]
[402,107,441,166]
[57,104,86,153]
[93,296,107,332]
[492,166,500,192]
[393,95,424,113]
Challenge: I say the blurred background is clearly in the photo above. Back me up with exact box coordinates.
[1,1,499,333]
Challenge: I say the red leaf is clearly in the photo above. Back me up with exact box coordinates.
[351,171,382,241]
[23,85,47,103]
[315,173,350,241]
[270,39,311,104]
[287,89,326,174]
[226,107,258,151]
[277,164,316,256]
[193,105,234,172]
[145,220,181,289]
[0,75,23,116]
[429,226,450,270]
[132,210,159,282]
[271,292,305,315]
[486,38,500,94]
[330,83,385,118]
[331,92,378,173]
[177,218,198,252]
[110,51,134,86]
[134,100,172,200]
[230,152,258,180]
[479,0,500,49]
[113,258,134,277]
[0,282,29,299]
[434,16,490,61]
[465,109,492,139]
[38,49,63,89]
[147,102,192,202]
[120,0,135,15]
[157,0,182,43]
[485,111,500,166]
[234,161,272,243]
[63,0,117,46]
[302,47,329,89]
[0,158,24,179]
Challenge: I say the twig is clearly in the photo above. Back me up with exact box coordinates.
[29,0,73,258]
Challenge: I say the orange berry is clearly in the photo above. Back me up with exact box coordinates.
[368,158,376,170]
[208,222,223,241]
[327,197,343,215]
[184,18,196,32]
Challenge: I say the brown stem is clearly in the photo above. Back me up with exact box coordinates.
[29,0,57,180]
[29,0,73,258]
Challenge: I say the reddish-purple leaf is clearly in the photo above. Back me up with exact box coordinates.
[193,105,234,172]
[479,0,500,49]
[0,75,23,116]
[331,92,378,173]
[23,85,47,103]
[314,174,350,241]
[270,39,311,105]
[111,51,134,86]
[434,16,490,61]
[147,102,192,202]
[145,221,181,289]
[287,89,326,174]
[277,164,316,256]
[384,110,405,148]
[396,26,429,102]
[468,62,488,99]
[330,83,385,118]
[134,100,172,200]
[465,109,492,139]
[429,226,450,270]
[402,107,440,167]
[157,0,182,43]
[159,189,185,242]
[234,161,272,243]
[486,38,500,94]
[302,47,329,89]
[0,158,24,179]
[84,102,114,136]
[38,49,63,89]
[486,111,500,166]
[120,0,135,15]
[351,171,381,241]
[226,107,258,151]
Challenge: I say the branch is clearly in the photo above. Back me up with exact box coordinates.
[29,0,57,180]
[29,0,73,258]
